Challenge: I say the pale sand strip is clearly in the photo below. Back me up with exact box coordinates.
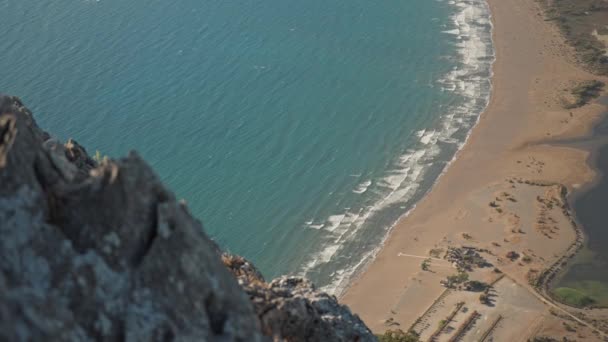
[341,0,608,339]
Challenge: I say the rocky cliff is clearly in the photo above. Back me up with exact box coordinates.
[0,95,374,341]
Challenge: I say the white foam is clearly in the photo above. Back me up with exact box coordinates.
[353,180,372,194]
[307,223,325,230]
[325,214,346,233]
[297,0,496,296]
[443,28,460,35]
[419,130,436,145]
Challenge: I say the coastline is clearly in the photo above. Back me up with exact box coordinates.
[547,105,608,307]
[341,0,608,339]
[300,0,496,296]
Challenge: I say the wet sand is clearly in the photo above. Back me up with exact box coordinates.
[341,0,608,339]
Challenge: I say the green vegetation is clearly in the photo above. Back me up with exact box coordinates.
[553,287,595,307]
[529,337,559,342]
[479,293,490,305]
[506,251,520,261]
[429,248,443,258]
[465,280,489,292]
[428,302,465,340]
[562,322,576,333]
[454,271,469,283]
[564,80,605,108]
[421,258,431,271]
[446,271,469,288]
[93,150,108,163]
[377,329,420,342]
[553,280,608,307]
[530,335,576,342]
[540,0,608,75]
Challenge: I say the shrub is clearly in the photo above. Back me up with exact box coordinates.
[529,337,559,342]
[506,251,520,261]
[446,271,469,287]
[377,329,420,342]
[465,280,489,292]
[479,293,490,304]
[564,80,605,108]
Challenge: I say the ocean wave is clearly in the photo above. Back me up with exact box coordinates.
[353,180,372,194]
[298,0,495,296]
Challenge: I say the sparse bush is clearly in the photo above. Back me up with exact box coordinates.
[506,251,520,261]
[529,337,559,342]
[564,80,605,108]
[540,0,608,75]
[446,271,469,288]
[94,150,102,163]
[429,248,443,258]
[562,322,576,332]
[465,280,489,292]
[479,293,490,304]
[377,329,420,342]
[93,150,108,163]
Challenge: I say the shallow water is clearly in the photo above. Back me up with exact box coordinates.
[554,99,608,306]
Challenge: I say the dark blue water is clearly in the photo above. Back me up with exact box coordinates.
[0,0,493,293]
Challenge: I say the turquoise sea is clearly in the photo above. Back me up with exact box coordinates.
[0,0,493,294]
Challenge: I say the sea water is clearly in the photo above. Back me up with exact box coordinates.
[0,0,494,294]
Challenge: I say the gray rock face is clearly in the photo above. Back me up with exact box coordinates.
[223,255,374,341]
[0,95,375,341]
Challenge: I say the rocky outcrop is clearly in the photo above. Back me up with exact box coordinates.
[0,95,374,341]
[223,255,373,341]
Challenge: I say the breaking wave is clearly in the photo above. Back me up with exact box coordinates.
[298,0,495,296]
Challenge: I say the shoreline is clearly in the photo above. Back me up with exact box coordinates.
[548,104,608,307]
[303,0,497,296]
[514,98,608,310]
[326,0,498,296]
[341,0,608,339]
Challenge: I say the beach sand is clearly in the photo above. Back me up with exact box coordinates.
[341,0,608,340]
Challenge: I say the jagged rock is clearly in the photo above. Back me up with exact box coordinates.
[64,138,97,178]
[223,255,374,342]
[0,95,262,341]
[0,95,375,342]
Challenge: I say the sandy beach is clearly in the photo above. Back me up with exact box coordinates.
[341,0,608,340]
